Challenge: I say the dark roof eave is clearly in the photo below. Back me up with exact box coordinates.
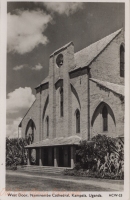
[35,81,49,90]
[69,65,89,74]
[25,143,78,148]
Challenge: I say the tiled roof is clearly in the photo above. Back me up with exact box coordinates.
[25,135,81,148]
[90,78,124,96]
[71,29,122,71]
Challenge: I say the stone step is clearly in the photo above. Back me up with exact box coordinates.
[19,166,67,171]
[17,165,71,174]
[19,168,64,173]
[18,169,62,174]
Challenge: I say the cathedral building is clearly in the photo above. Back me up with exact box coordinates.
[19,28,124,168]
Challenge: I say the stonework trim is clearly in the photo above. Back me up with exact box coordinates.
[91,101,116,127]
[50,41,74,57]
[70,83,81,109]
[42,95,49,121]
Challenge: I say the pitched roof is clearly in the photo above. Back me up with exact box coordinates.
[40,76,49,85]
[36,28,122,88]
[50,41,73,57]
[25,135,81,148]
[90,78,124,96]
[71,28,122,71]
[18,100,36,127]
[35,76,49,89]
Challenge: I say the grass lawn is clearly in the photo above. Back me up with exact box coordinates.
[6,171,112,191]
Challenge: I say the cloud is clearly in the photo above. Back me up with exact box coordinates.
[6,117,22,138]
[7,87,35,113]
[32,63,43,71]
[7,9,52,54]
[6,87,35,138]
[13,64,26,71]
[43,2,84,16]
[13,63,43,71]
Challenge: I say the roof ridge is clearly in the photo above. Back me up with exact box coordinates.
[50,41,73,57]
[70,28,122,72]
[90,78,124,97]
[74,28,122,56]
[90,78,124,87]
[35,75,49,89]
[36,28,123,86]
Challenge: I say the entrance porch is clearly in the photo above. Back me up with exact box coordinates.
[25,135,81,168]
[27,145,76,168]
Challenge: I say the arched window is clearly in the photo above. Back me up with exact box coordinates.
[25,119,35,145]
[46,116,49,137]
[56,54,63,67]
[102,106,108,131]
[76,109,80,133]
[60,88,63,117]
[120,45,125,77]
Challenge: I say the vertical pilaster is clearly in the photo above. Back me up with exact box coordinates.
[27,148,31,165]
[81,68,88,140]
[49,56,56,139]
[54,147,59,167]
[63,46,74,137]
[71,146,76,168]
[64,146,69,167]
[36,148,39,165]
[48,147,53,166]
[87,67,90,140]
[39,86,42,141]
[39,148,43,166]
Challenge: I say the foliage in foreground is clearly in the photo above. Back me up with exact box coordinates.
[63,168,124,180]
[64,134,124,180]
[6,137,28,168]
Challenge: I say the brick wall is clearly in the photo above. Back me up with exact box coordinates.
[70,68,89,140]
[90,30,124,85]
[21,85,49,142]
[21,30,124,142]
[48,43,75,139]
[90,80,124,138]
[22,98,39,142]
[40,87,49,140]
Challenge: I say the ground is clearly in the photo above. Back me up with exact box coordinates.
[6,170,123,191]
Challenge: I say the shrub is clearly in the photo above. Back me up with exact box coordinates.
[67,134,124,180]
[63,169,124,180]
[6,137,28,168]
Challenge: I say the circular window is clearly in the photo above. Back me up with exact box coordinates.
[56,54,63,67]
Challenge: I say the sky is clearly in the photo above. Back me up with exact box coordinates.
[6,2,125,138]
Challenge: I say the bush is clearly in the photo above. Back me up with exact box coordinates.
[6,137,28,168]
[74,162,82,170]
[66,134,124,180]
[6,164,17,170]
[63,168,124,180]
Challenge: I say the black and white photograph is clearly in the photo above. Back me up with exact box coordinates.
[0,0,130,199]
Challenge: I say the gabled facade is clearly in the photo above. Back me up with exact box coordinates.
[19,28,125,168]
